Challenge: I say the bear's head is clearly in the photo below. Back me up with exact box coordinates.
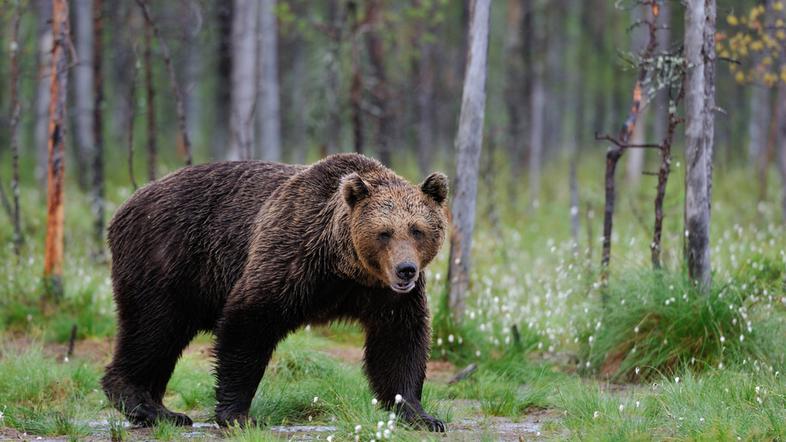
[341,171,448,293]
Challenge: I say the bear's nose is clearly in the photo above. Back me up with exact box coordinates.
[396,262,418,281]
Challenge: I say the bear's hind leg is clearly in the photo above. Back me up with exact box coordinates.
[102,310,197,427]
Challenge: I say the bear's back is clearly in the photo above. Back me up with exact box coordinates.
[108,161,305,309]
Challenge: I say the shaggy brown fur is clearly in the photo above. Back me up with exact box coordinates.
[101,153,448,431]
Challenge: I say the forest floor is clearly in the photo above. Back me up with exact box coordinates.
[4,325,782,441]
[0,332,566,441]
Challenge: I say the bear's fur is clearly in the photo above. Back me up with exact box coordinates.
[101,153,448,431]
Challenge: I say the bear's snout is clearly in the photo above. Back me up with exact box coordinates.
[391,261,418,293]
[396,261,417,281]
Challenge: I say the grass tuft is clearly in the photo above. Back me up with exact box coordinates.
[578,271,785,381]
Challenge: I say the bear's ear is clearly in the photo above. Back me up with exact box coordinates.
[341,172,370,208]
[420,172,448,205]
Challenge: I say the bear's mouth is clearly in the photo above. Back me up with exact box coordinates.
[390,281,416,293]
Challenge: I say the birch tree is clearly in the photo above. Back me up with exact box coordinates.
[229,0,257,160]
[447,0,491,321]
[257,0,281,161]
[43,0,70,301]
[683,0,716,290]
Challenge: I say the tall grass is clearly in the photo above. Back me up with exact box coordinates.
[578,271,786,381]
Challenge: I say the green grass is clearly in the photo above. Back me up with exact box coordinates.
[556,370,786,440]
[577,271,786,381]
[0,343,103,437]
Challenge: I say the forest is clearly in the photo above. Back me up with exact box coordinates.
[0,0,785,440]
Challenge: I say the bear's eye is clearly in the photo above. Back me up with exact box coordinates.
[377,231,392,242]
[410,227,425,240]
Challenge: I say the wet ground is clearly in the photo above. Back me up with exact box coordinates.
[0,409,556,441]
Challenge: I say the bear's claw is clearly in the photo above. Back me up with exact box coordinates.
[215,412,257,428]
[401,411,446,432]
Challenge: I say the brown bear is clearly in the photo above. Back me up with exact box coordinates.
[101,153,448,431]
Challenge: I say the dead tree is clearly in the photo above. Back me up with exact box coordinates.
[135,0,193,166]
[43,0,70,302]
[598,0,660,284]
[128,50,139,190]
[325,0,344,155]
[412,0,436,175]
[447,0,491,322]
[651,83,683,269]
[365,0,392,165]
[73,0,94,191]
[34,0,54,184]
[143,17,157,180]
[9,0,24,259]
[92,0,106,259]
[348,1,364,155]
[683,0,715,291]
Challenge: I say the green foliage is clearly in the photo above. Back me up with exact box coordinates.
[578,272,785,381]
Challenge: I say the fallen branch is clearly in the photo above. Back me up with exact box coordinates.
[448,363,478,385]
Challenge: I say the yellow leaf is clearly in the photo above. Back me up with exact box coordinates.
[735,71,746,83]
[727,14,739,26]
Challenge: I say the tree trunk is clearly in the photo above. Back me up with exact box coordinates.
[135,0,193,166]
[652,0,671,143]
[625,4,650,188]
[257,0,282,161]
[214,0,233,160]
[366,0,392,166]
[778,60,786,221]
[503,0,526,171]
[348,1,364,155]
[35,0,54,184]
[528,0,545,207]
[43,0,70,302]
[144,20,157,181]
[229,0,257,160]
[184,6,202,149]
[73,0,94,191]
[9,0,23,258]
[92,0,105,259]
[413,0,436,176]
[447,0,491,322]
[324,0,343,155]
[748,0,771,168]
[748,86,771,168]
[288,36,307,163]
[683,0,715,290]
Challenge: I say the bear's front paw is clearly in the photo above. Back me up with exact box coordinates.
[402,411,446,432]
[215,411,257,428]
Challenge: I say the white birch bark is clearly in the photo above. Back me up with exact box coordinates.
[229,0,257,160]
[257,0,281,161]
[447,0,491,321]
[683,0,715,290]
